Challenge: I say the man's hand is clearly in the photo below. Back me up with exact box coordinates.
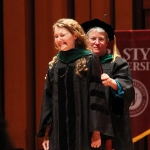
[101,73,118,90]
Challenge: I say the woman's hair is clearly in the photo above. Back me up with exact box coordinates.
[86,27,109,42]
[49,18,91,77]
[49,55,88,77]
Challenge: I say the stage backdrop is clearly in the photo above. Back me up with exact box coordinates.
[107,30,150,142]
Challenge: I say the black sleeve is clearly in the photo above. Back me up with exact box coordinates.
[88,54,114,139]
[111,57,135,113]
[36,67,53,137]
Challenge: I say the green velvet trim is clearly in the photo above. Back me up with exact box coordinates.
[57,48,92,63]
[99,54,113,64]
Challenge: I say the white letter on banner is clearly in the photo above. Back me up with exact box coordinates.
[123,48,131,60]
[140,48,150,60]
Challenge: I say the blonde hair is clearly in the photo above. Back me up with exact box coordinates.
[49,18,91,77]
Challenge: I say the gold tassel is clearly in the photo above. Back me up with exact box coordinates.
[111,35,121,62]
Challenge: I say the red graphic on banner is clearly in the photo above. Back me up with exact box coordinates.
[107,30,150,139]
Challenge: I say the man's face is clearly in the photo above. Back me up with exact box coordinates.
[87,30,108,57]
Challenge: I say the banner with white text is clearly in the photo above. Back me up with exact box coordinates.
[107,30,150,139]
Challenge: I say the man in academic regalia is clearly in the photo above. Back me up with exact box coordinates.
[81,19,135,150]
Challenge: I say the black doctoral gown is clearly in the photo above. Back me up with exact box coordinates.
[100,55,135,150]
[37,52,114,150]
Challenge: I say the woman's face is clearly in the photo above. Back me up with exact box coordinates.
[87,30,108,57]
[54,26,77,51]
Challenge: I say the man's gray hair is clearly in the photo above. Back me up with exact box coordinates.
[86,27,109,42]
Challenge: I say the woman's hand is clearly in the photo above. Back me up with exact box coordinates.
[42,136,49,150]
[42,125,51,150]
[91,131,101,148]
[101,73,118,90]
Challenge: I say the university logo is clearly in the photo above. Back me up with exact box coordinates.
[129,79,149,117]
